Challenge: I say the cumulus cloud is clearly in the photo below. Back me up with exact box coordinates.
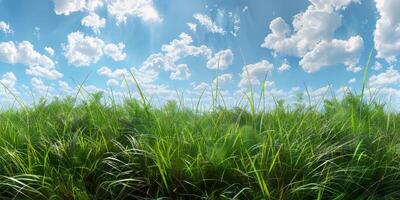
[140,33,211,81]
[0,21,13,34]
[373,0,400,62]
[213,73,233,85]
[64,31,126,66]
[239,60,274,87]
[52,0,86,15]
[0,72,18,97]
[207,49,234,70]
[107,0,162,24]
[63,31,104,66]
[81,12,106,34]
[194,13,225,35]
[44,47,55,56]
[348,78,356,84]
[31,77,53,96]
[103,42,127,61]
[299,36,364,73]
[306,85,330,99]
[262,0,363,73]
[187,22,197,31]
[369,67,400,87]
[97,66,158,87]
[52,0,103,15]
[372,61,383,71]
[0,41,62,80]
[278,59,291,72]
[170,64,191,80]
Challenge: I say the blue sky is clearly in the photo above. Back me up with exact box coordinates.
[0,0,400,107]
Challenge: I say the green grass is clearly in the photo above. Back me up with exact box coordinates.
[0,88,400,200]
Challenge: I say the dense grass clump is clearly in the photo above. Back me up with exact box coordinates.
[0,91,400,200]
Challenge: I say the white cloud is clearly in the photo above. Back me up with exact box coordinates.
[81,12,106,34]
[187,22,197,31]
[44,47,55,56]
[207,49,234,70]
[306,85,330,98]
[97,66,158,87]
[64,31,128,66]
[106,79,119,87]
[161,33,212,62]
[372,61,383,71]
[103,42,127,61]
[278,59,291,72]
[64,31,104,66]
[310,0,360,11]
[0,41,62,80]
[369,66,400,87]
[191,82,210,92]
[262,0,363,73]
[299,36,364,73]
[86,0,103,11]
[52,0,103,15]
[213,73,233,85]
[264,80,275,88]
[107,0,161,25]
[170,64,191,80]
[52,0,86,15]
[140,33,211,81]
[239,60,274,87]
[0,21,13,34]
[31,77,53,96]
[373,0,400,62]
[348,78,356,84]
[0,72,18,96]
[58,80,73,94]
[194,13,225,35]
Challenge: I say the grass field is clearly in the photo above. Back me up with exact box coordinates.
[1,83,400,200]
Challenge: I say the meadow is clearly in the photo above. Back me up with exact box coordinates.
[1,78,400,200]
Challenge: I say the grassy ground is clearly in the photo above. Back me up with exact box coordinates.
[0,90,400,200]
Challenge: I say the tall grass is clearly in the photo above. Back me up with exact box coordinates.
[1,78,400,199]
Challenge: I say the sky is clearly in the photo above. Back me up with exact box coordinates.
[0,0,400,108]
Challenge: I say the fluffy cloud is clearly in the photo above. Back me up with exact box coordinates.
[373,0,400,62]
[97,66,158,87]
[44,47,55,56]
[31,78,53,96]
[81,12,106,34]
[107,0,161,24]
[103,42,127,61]
[52,0,86,15]
[207,49,234,70]
[278,60,291,72]
[52,0,103,15]
[0,41,62,80]
[306,85,330,98]
[64,31,104,66]
[262,0,363,73]
[213,73,233,85]
[299,36,364,73]
[369,67,400,87]
[239,60,274,87]
[0,72,18,96]
[140,33,211,81]
[187,22,197,31]
[64,31,126,66]
[0,21,12,34]
[194,13,225,35]
[348,78,356,84]
[372,61,383,71]
[170,64,191,80]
